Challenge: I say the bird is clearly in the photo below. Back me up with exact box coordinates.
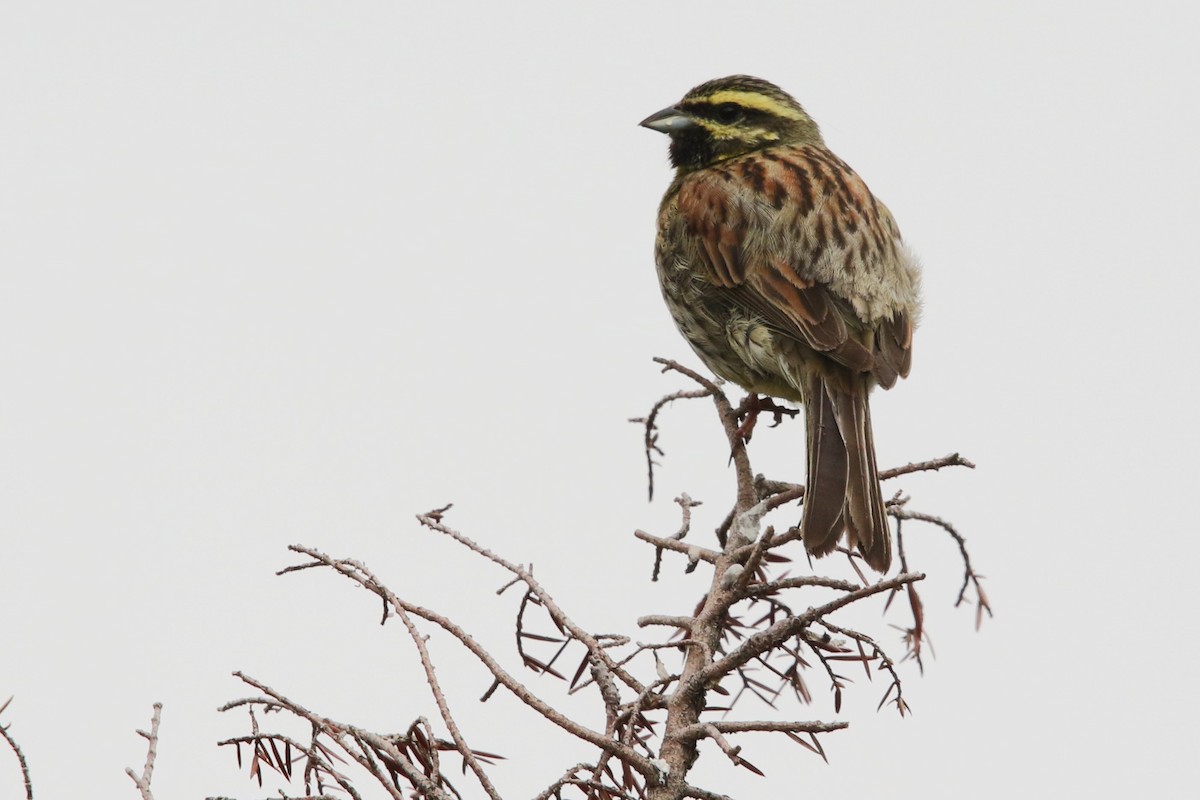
[641,75,921,573]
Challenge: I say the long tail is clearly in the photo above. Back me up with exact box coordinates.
[800,376,892,573]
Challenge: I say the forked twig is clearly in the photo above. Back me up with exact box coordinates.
[125,703,163,800]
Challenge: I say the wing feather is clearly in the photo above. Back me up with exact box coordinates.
[675,145,913,384]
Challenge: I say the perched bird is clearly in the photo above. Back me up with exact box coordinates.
[641,75,921,573]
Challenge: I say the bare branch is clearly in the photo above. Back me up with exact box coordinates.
[701,573,925,684]
[652,358,756,514]
[125,702,162,800]
[681,786,737,800]
[644,494,707,581]
[390,593,502,800]
[414,514,649,696]
[0,698,33,800]
[226,672,437,800]
[881,452,976,479]
[634,529,720,566]
[742,575,860,597]
[677,719,849,739]
[894,508,992,626]
[631,386,714,501]
[820,620,910,716]
[636,617,692,633]
[284,546,659,782]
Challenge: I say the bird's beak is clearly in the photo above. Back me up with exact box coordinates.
[639,105,695,134]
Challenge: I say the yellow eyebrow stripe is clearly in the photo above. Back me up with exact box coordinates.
[704,90,806,121]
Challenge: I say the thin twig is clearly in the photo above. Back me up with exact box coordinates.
[676,719,849,739]
[820,620,910,716]
[415,515,649,696]
[631,386,714,501]
[760,453,975,541]
[634,530,720,565]
[0,698,33,800]
[647,494,704,581]
[894,508,992,626]
[682,787,737,800]
[125,702,162,800]
[742,575,860,597]
[653,358,756,514]
[391,599,502,800]
[880,453,976,479]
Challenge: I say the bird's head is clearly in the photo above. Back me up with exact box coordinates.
[640,75,824,171]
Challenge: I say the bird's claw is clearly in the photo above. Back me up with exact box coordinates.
[734,394,798,443]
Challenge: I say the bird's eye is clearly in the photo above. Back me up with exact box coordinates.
[713,102,743,124]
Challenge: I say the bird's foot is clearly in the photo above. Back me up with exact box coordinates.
[734,394,798,443]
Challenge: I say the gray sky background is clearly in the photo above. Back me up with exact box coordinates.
[3,2,1198,797]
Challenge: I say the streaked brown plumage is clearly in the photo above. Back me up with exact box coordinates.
[641,76,921,572]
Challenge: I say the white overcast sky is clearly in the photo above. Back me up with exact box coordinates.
[3,2,1199,798]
